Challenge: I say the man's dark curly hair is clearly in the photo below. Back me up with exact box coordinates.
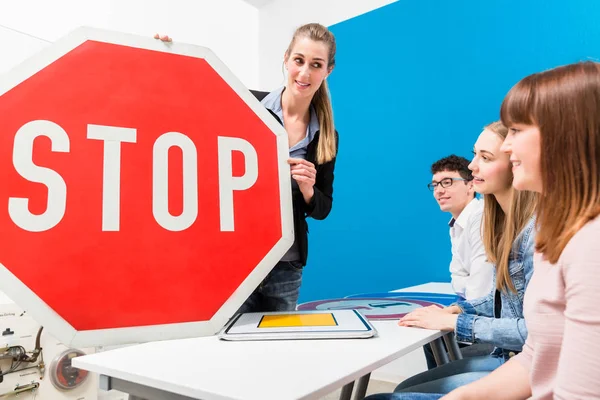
[430,155,473,181]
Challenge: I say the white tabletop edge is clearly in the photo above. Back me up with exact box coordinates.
[294,329,444,400]
[391,282,454,295]
[75,356,233,400]
[74,324,444,400]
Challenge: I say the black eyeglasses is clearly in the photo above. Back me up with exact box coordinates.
[427,178,468,191]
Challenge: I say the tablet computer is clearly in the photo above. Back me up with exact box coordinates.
[218,309,377,341]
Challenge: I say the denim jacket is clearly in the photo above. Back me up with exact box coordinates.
[454,217,536,357]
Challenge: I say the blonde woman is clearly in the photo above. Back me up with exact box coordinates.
[241,23,339,312]
[156,24,338,312]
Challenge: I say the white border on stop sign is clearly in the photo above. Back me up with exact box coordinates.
[0,26,294,347]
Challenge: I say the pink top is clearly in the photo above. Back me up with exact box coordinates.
[515,216,600,399]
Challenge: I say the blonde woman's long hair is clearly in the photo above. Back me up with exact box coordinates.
[481,122,537,293]
[285,23,337,164]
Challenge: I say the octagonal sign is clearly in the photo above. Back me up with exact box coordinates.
[0,27,293,347]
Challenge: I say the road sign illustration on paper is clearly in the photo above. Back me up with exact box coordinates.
[345,291,460,306]
[0,27,293,347]
[297,297,444,320]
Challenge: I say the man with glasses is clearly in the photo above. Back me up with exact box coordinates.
[429,155,492,301]
[421,155,494,370]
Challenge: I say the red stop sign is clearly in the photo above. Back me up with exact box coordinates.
[0,27,293,347]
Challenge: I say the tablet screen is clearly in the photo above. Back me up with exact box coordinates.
[258,313,337,328]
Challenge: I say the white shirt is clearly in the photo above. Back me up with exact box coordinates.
[448,198,493,300]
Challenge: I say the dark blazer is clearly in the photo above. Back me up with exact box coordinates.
[251,90,337,266]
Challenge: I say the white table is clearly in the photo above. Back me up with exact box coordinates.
[74,321,443,400]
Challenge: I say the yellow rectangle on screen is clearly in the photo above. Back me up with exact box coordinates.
[258,313,337,328]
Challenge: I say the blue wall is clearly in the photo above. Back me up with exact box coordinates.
[298,0,600,302]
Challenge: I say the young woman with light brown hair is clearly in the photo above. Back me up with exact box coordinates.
[440,61,600,400]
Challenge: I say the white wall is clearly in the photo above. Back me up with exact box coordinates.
[0,0,399,95]
[0,0,259,88]
[257,0,398,90]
